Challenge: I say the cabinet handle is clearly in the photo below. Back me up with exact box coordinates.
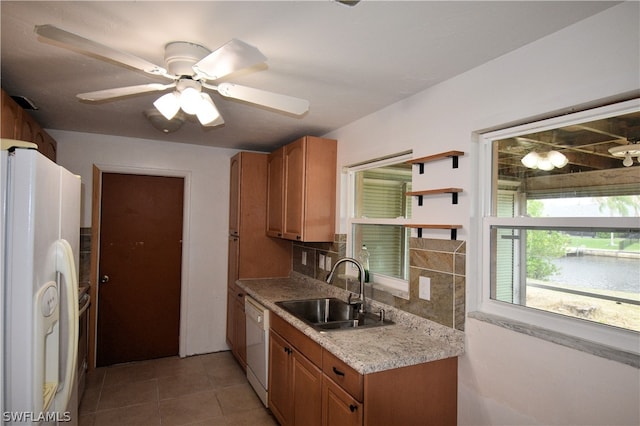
[332,367,345,376]
[284,347,292,354]
[296,235,301,240]
[349,404,357,412]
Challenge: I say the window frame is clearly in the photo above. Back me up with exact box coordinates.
[345,152,413,295]
[475,99,640,355]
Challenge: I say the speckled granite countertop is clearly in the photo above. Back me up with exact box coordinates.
[237,273,465,375]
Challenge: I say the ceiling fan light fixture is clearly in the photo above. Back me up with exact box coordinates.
[521,152,540,168]
[144,109,185,133]
[179,87,202,115]
[196,93,222,125]
[548,150,568,168]
[153,91,181,120]
[521,150,567,170]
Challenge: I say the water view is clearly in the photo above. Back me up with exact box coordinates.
[549,255,640,294]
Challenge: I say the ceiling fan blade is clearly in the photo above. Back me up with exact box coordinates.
[215,83,309,115]
[77,83,175,101]
[193,39,267,81]
[35,24,175,79]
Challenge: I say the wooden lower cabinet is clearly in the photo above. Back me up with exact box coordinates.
[323,377,363,426]
[269,312,457,426]
[226,285,246,368]
[269,316,322,426]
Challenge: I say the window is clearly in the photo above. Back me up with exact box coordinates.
[347,152,413,296]
[478,100,640,354]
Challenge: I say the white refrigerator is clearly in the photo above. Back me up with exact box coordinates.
[1,144,81,425]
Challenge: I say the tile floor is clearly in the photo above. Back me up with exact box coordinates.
[79,351,278,426]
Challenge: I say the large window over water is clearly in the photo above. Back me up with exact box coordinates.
[480,100,640,351]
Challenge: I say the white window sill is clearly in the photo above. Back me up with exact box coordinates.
[468,311,640,368]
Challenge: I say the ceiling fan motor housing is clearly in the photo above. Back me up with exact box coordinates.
[164,41,210,77]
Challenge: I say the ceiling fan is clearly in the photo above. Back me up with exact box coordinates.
[34,25,310,130]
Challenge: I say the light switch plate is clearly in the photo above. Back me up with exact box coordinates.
[319,253,326,271]
[419,276,431,300]
[301,251,307,266]
[325,256,332,271]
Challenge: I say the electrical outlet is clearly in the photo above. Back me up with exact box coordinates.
[319,253,326,271]
[325,256,332,271]
[419,276,431,300]
[301,251,307,266]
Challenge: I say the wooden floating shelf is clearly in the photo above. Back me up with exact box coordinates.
[405,224,462,240]
[407,150,464,173]
[406,187,463,205]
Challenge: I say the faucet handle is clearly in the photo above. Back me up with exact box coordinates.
[378,309,386,322]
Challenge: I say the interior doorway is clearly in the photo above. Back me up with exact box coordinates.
[95,172,184,367]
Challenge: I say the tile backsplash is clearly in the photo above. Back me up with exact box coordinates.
[293,234,466,331]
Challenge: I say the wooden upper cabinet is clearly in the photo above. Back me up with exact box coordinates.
[1,88,57,163]
[267,146,285,237]
[229,154,241,236]
[267,136,337,242]
[1,89,21,139]
[283,138,306,240]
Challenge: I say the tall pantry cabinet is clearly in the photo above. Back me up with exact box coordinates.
[227,152,292,368]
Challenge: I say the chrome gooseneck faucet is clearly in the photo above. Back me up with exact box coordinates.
[326,257,366,313]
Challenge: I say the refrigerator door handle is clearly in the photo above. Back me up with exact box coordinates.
[53,239,79,413]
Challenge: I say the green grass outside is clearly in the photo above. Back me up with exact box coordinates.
[569,236,640,252]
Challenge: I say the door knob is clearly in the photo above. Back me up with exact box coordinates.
[100,275,110,284]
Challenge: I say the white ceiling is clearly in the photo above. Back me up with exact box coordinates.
[0,1,618,152]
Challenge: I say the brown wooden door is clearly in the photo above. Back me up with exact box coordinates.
[97,173,184,366]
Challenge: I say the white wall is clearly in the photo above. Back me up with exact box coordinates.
[54,130,237,356]
[325,3,639,425]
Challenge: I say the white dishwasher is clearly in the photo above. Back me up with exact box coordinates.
[245,296,270,407]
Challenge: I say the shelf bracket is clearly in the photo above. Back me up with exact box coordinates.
[451,154,459,169]
[451,192,458,205]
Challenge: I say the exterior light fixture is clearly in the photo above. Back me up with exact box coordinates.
[608,142,640,167]
[521,150,568,170]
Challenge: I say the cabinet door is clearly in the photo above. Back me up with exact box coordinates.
[266,147,285,237]
[269,331,293,426]
[1,89,20,139]
[227,236,239,288]
[282,138,306,240]
[19,110,35,142]
[229,154,241,235]
[38,130,57,163]
[292,350,322,426]
[323,377,363,426]
[226,292,235,347]
[233,294,246,367]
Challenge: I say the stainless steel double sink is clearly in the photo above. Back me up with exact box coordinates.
[276,297,393,331]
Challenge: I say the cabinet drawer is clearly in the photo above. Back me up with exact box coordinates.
[322,350,363,402]
[271,313,322,367]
